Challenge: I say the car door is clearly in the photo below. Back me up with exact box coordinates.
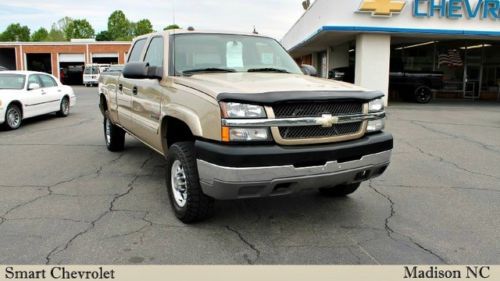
[130,36,164,151]
[117,38,148,132]
[23,74,51,118]
[37,74,62,113]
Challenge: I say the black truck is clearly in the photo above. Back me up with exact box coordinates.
[329,60,444,104]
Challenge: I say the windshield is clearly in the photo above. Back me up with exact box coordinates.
[84,66,99,75]
[0,74,26,90]
[172,34,302,75]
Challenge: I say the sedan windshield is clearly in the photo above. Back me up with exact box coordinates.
[173,33,302,75]
[0,74,26,90]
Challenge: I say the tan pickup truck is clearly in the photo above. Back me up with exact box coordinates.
[99,29,393,223]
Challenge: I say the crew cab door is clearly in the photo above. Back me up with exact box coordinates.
[117,38,148,132]
[129,36,164,151]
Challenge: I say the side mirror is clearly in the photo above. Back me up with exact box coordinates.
[28,83,41,90]
[123,62,163,80]
[301,64,318,77]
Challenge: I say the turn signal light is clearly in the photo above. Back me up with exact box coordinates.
[221,126,230,142]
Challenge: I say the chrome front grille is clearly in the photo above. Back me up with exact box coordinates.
[270,101,366,144]
[273,102,363,118]
[278,123,363,139]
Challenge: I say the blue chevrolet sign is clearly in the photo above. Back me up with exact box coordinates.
[413,0,500,19]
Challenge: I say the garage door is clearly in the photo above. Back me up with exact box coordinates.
[92,53,119,64]
[59,53,85,63]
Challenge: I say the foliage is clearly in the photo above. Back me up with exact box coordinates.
[46,24,67,41]
[164,24,181,30]
[65,19,95,39]
[108,10,131,40]
[95,30,112,41]
[0,23,31,41]
[31,27,49,42]
[134,19,153,36]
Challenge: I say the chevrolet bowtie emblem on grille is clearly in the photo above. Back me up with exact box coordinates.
[358,0,406,17]
[318,114,339,128]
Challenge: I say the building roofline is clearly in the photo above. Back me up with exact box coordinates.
[0,41,131,46]
[280,0,319,41]
[287,25,500,52]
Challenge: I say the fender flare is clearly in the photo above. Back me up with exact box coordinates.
[161,104,203,137]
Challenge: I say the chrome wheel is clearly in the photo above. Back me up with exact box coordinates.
[6,107,21,129]
[171,160,188,207]
[62,98,70,115]
[105,118,112,144]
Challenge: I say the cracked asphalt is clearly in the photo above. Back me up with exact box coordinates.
[0,87,499,265]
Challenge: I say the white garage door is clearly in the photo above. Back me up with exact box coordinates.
[92,53,119,59]
[59,53,85,63]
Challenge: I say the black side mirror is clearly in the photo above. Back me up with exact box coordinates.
[301,64,318,77]
[123,62,163,80]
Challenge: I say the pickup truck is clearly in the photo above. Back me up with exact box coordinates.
[99,30,393,223]
[330,63,444,104]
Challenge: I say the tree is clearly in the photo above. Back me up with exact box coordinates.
[65,19,95,39]
[46,24,66,41]
[164,24,180,30]
[31,27,49,42]
[134,19,153,36]
[95,30,112,41]
[108,10,131,40]
[0,23,30,41]
[57,17,73,36]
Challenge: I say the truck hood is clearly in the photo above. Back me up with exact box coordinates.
[173,73,373,100]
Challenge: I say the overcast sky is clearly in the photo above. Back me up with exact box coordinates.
[0,0,310,39]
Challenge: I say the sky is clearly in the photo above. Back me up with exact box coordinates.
[0,0,310,39]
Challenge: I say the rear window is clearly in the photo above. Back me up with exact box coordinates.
[0,74,26,90]
[84,66,99,74]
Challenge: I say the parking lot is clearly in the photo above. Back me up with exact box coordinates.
[0,86,499,265]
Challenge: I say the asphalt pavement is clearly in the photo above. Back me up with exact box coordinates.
[0,86,499,264]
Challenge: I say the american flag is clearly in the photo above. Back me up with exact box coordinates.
[438,49,463,68]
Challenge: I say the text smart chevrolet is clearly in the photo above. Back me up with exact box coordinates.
[99,29,393,223]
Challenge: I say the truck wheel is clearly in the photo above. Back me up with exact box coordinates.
[319,183,361,197]
[4,104,22,130]
[414,85,433,104]
[166,142,214,223]
[56,97,70,117]
[103,114,125,152]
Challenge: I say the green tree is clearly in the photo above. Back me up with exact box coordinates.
[0,23,31,41]
[134,19,153,36]
[31,27,49,42]
[164,24,180,30]
[65,19,95,39]
[46,24,66,41]
[57,16,73,37]
[95,30,112,41]
[108,10,131,40]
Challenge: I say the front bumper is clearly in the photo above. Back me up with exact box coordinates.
[196,132,393,200]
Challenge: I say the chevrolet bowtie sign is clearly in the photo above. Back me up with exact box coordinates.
[359,0,406,16]
[359,0,500,19]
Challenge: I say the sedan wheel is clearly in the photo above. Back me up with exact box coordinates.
[5,105,22,130]
[57,97,70,117]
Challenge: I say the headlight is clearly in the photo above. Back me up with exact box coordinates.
[220,102,266,119]
[367,119,385,133]
[222,127,271,142]
[368,98,384,112]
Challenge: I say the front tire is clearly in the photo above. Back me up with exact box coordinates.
[56,97,70,117]
[104,113,125,152]
[166,142,214,223]
[319,183,361,197]
[4,104,22,130]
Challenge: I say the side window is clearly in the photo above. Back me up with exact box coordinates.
[38,75,57,88]
[144,37,164,68]
[128,39,147,62]
[28,75,40,86]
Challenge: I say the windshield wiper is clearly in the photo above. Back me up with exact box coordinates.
[182,68,236,76]
[247,68,289,73]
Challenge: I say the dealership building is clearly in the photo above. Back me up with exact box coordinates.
[282,0,500,104]
[0,40,131,85]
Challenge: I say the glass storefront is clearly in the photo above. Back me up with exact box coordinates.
[391,40,500,100]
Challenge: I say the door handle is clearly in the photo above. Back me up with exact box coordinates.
[41,91,46,95]
[132,86,138,95]
[118,84,123,91]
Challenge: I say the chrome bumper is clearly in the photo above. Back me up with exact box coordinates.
[197,150,391,200]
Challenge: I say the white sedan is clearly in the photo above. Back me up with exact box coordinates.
[0,71,76,130]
